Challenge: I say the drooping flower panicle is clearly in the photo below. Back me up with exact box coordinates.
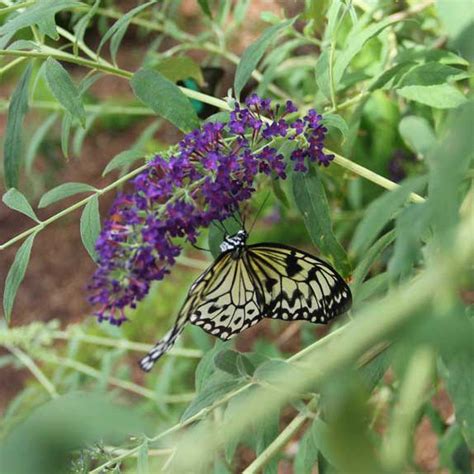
[88,95,334,324]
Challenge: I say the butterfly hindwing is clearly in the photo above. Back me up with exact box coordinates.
[187,253,264,340]
[246,244,352,324]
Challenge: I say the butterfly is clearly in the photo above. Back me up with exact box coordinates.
[139,230,352,371]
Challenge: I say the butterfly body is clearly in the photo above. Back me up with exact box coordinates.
[139,231,351,372]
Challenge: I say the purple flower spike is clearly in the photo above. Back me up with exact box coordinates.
[88,95,334,324]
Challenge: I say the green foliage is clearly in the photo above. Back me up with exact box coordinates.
[131,68,200,132]
[80,195,101,261]
[45,57,86,127]
[3,63,32,188]
[0,1,472,473]
[3,233,36,323]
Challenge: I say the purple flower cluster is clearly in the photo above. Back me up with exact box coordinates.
[88,95,333,325]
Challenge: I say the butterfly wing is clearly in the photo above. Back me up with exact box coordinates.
[139,251,264,371]
[187,253,265,340]
[246,243,352,324]
[139,253,229,371]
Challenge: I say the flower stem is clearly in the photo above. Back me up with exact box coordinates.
[5,344,58,398]
[243,400,318,474]
[52,330,202,358]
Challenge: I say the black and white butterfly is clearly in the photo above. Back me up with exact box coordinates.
[139,230,352,371]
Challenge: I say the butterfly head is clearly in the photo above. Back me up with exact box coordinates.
[219,229,248,254]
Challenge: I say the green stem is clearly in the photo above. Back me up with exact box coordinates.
[40,353,195,402]
[381,347,435,471]
[0,47,132,78]
[0,99,156,116]
[243,401,317,474]
[52,330,202,358]
[5,344,58,398]
[332,153,425,204]
[0,56,26,76]
[0,0,34,15]
[0,161,149,251]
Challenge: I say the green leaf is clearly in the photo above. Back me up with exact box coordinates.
[350,176,427,256]
[398,62,467,87]
[3,63,32,189]
[356,272,389,304]
[60,113,72,159]
[322,113,349,140]
[194,340,229,392]
[0,1,82,40]
[352,230,395,296]
[214,350,241,377]
[39,182,96,208]
[397,84,467,109]
[250,409,280,474]
[156,57,204,85]
[315,49,331,100]
[388,204,430,282]
[97,1,157,64]
[73,0,100,55]
[102,150,144,176]
[439,424,472,473]
[427,101,474,247]
[181,374,244,422]
[208,215,242,259]
[234,19,293,99]
[131,68,199,133]
[45,57,86,126]
[369,61,416,91]
[2,188,39,222]
[25,112,58,174]
[310,419,340,469]
[398,116,436,157]
[3,233,36,323]
[72,110,99,156]
[292,166,351,276]
[294,426,319,474]
[197,0,212,18]
[80,196,101,261]
[271,179,290,209]
[333,17,397,91]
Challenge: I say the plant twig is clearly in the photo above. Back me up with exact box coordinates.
[5,344,58,398]
[52,330,202,358]
[39,353,195,403]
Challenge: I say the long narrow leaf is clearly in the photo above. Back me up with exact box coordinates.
[3,64,32,188]
[3,233,36,323]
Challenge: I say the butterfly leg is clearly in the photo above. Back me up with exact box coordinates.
[139,313,187,372]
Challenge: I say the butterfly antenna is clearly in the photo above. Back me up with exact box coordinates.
[248,192,271,235]
[215,219,228,236]
[230,209,244,230]
[191,243,211,253]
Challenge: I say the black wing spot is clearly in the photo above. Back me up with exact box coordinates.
[285,252,303,277]
[265,278,278,292]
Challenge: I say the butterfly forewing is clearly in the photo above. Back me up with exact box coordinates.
[246,244,352,324]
